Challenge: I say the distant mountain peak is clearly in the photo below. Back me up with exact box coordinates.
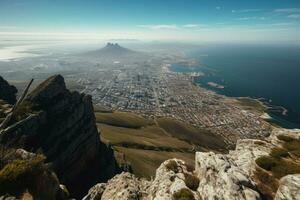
[105,42,121,48]
[79,42,148,63]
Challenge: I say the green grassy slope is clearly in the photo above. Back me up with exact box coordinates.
[156,117,227,151]
[114,147,195,178]
[95,112,153,128]
[98,123,192,151]
[95,110,227,178]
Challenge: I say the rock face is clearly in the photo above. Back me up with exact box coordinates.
[0,76,17,104]
[195,152,260,200]
[275,175,300,200]
[83,172,147,200]
[85,128,300,200]
[0,75,118,198]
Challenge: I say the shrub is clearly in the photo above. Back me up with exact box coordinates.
[256,156,278,171]
[185,164,194,172]
[283,140,300,152]
[270,147,289,158]
[254,140,265,145]
[277,135,295,142]
[0,155,45,197]
[173,188,195,200]
[290,150,300,158]
[271,160,300,179]
[281,138,300,158]
[166,160,179,173]
[253,167,278,200]
[254,137,300,199]
[184,173,199,191]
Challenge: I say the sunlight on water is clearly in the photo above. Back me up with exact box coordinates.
[0,45,42,61]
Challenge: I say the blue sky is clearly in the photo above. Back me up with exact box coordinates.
[0,0,300,42]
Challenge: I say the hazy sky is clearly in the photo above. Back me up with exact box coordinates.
[0,0,300,43]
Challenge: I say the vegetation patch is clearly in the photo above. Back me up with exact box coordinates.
[254,136,300,199]
[277,135,295,142]
[157,117,227,151]
[95,112,152,128]
[236,97,266,113]
[256,153,300,179]
[269,147,290,158]
[0,154,45,197]
[254,140,266,145]
[166,160,179,173]
[173,188,195,200]
[113,147,194,178]
[184,173,199,191]
[98,123,191,150]
[253,167,279,200]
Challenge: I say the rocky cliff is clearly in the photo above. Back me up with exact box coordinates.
[0,147,68,200]
[84,128,300,200]
[0,75,119,198]
[0,76,17,105]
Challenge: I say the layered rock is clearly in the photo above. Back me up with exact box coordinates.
[85,128,300,200]
[0,76,17,105]
[0,75,118,198]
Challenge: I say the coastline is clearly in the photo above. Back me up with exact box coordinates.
[168,61,300,129]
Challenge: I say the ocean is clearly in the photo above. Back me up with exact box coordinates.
[171,44,300,128]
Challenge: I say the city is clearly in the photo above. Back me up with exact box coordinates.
[69,58,271,145]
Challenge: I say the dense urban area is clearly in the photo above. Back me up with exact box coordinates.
[65,51,271,144]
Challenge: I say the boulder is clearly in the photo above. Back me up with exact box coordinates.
[195,152,261,200]
[83,172,147,200]
[275,174,300,200]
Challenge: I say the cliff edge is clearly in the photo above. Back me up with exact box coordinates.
[0,75,119,198]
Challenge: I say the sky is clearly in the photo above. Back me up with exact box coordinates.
[0,0,300,43]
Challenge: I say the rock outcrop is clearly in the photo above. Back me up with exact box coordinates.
[83,172,147,200]
[0,76,17,105]
[85,128,300,200]
[0,148,67,200]
[195,152,260,200]
[275,175,300,200]
[0,75,119,198]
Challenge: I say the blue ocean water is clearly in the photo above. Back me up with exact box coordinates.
[171,44,300,128]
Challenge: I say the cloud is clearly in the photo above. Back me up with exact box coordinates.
[137,24,178,30]
[246,28,289,32]
[237,17,265,21]
[232,9,261,13]
[274,8,300,13]
[288,14,300,19]
[269,22,293,26]
[0,26,18,29]
[183,24,205,28]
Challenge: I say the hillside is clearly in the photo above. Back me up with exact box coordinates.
[95,110,227,178]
